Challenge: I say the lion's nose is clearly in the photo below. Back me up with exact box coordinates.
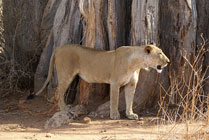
[166,58,170,63]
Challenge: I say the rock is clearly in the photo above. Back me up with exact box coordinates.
[83,117,91,124]
[44,105,87,129]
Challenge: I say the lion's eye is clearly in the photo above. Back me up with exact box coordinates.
[159,53,163,57]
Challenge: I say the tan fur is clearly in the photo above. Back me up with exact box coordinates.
[34,44,169,120]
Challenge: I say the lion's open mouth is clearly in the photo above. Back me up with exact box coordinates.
[156,65,162,73]
[156,63,168,73]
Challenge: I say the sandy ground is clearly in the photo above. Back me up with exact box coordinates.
[0,93,209,140]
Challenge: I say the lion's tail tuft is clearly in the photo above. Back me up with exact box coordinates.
[27,93,37,100]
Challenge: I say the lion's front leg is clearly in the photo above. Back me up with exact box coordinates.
[124,71,139,120]
[110,84,120,120]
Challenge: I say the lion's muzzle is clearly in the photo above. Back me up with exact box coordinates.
[156,59,169,73]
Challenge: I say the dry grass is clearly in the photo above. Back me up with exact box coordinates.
[156,34,209,140]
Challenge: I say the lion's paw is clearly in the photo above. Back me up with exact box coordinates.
[110,111,120,120]
[126,113,138,120]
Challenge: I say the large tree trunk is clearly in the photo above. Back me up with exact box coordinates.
[78,0,131,105]
[34,0,82,99]
[33,0,61,92]
[78,0,109,105]
[196,0,209,94]
[131,0,160,109]
[159,0,197,104]
[107,0,130,50]
[95,0,198,116]
[95,0,160,115]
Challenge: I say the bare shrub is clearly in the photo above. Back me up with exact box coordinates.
[0,3,38,97]
[158,34,209,123]
[155,35,209,139]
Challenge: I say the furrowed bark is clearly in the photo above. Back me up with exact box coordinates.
[131,0,160,110]
[78,0,109,105]
[196,0,209,94]
[107,0,128,50]
[34,0,82,100]
[159,0,197,102]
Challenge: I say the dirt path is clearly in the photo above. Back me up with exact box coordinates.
[0,94,208,140]
[0,118,160,140]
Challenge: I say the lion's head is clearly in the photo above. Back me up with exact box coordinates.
[143,44,170,73]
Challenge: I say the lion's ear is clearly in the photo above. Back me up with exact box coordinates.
[150,42,156,45]
[144,46,152,54]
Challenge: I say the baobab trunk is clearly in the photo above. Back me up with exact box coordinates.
[95,0,160,115]
[196,0,209,94]
[34,0,82,100]
[159,0,197,103]
[131,0,160,109]
[78,0,109,105]
[95,0,198,116]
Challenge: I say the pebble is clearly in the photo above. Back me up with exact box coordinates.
[83,117,91,124]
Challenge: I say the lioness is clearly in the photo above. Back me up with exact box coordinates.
[28,44,169,120]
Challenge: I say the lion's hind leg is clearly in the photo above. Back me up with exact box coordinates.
[56,72,77,111]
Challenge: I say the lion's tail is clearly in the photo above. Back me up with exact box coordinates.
[27,51,55,100]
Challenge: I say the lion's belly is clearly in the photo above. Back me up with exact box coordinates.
[118,75,132,86]
[79,73,110,84]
